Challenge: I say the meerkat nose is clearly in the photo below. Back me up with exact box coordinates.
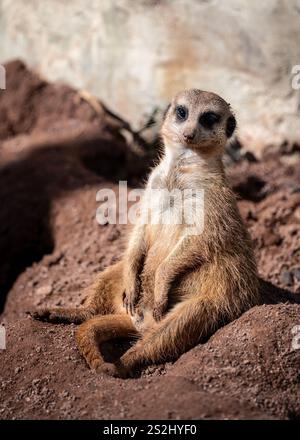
[183,131,195,142]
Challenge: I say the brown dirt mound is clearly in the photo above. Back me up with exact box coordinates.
[0,60,299,420]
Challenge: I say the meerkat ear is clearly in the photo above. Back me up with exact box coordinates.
[226,115,236,138]
[163,103,171,120]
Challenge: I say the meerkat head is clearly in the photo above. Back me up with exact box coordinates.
[161,89,236,157]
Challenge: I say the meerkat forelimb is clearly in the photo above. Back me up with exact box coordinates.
[123,224,147,315]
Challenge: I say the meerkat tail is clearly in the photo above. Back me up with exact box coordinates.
[118,296,224,375]
[31,306,96,324]
[31,261,125,324]
[76,314,139,372]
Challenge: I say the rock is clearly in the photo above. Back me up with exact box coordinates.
[292,268,300,282]
[280,270,293,287]
[243,151,258,163]
[35,285,53,297]
[263,231,282,247]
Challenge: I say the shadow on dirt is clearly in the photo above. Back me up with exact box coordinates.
[260,278,300,305]
[0,132,153,313]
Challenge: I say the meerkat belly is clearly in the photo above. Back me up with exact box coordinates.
[143,223,183,282]
[130,224,184,332]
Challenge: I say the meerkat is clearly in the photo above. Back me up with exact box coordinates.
[32,89,260,378]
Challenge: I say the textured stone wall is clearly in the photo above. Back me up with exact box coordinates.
[1,0,300,151]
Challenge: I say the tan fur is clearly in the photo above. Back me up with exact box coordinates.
[32,89,260,378]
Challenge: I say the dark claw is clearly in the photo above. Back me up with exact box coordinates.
[153,308,162,322]
[130,303,134,316]
[153,300,167,322]
[123,291,137,316]
[123,293,129,314]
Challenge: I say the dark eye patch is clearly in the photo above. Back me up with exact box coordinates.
[175,105,188,121]
[199,112,221,129]
[226,115,236,137]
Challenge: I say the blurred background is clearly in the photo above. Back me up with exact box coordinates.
[1,0,300,152]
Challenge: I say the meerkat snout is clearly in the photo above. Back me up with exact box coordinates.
[161,88,236,156]
[183,130,196,142]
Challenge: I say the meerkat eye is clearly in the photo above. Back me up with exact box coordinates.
[175,105,188,121]
[199,112,221,129]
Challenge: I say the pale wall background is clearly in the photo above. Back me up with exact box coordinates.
[1,0,300,151]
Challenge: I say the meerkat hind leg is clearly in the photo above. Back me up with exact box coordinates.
[117,295,223,377]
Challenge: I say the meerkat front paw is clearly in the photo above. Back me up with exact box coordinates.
[123,277,141,316]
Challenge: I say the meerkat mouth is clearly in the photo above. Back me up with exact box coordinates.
[184,139,195,145]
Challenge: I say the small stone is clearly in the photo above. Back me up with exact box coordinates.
[15,367,21,374]
[291,186,300,194]
[292,268,300,282]
[243,151,257,163]
[280,270,293,287]
[263,231,282,246]
[36,284,53,297]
